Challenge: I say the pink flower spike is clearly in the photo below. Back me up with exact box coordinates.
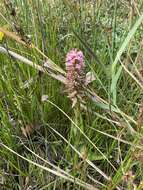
[65,49,86,107]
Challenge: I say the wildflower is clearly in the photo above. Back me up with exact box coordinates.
[41,95,49,102]
[65,49,86,107]
[0,31,4,41]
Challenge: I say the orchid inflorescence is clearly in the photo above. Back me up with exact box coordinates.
[65,49,87,107]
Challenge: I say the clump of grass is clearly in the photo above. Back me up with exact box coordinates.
[1,0,143,189]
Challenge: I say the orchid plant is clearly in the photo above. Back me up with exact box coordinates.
[65,49,91,166]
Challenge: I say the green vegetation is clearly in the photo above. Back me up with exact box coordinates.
[0,0,143,189]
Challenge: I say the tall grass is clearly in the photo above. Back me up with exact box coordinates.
[0,0,143,189]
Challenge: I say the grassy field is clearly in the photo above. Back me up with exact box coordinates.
[0,0,143,189]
